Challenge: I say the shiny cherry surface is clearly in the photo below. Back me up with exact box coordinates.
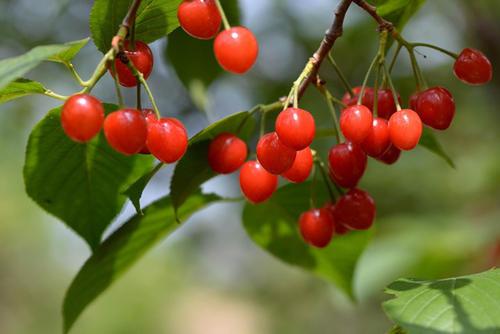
[361,117,390,157]
[177,0,221,39]
[112,40,154,87]
[146,118,188,163]
[454,48,493,85]
[376,144,401,165]
[328,142,367,188]
[340,105,373,144]
[208,132,248,174]
[415,86,455,130]
[299,208,335,248]
[275,107,315,150]
[282,147,313,183]
[239,160,278,203]
[139,109,158,154]
[214,26,258,74]
[388,109,422,151]
[333,188,375,230]
[104,109,148,155]
[61,94,104,143]
[257,132,296,175]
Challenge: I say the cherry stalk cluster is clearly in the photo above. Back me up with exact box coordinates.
[57,0,492,249]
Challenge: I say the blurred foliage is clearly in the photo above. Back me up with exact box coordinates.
[0,0,499,333]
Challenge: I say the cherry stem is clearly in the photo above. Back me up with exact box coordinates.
[383,63,401,111]
[136,82,142,110]
[357,54,378,105]
[214,0,231,30]
[236,101,283,135]
[259,110,266,138]
[388,43,403,74]
[313,153,339,201]
[372,63,380,117]
[111,61,125,108]
[309,162,319,209]
[42,89,68,100]
[64,62,86,86]
[80,48,115,93]
[327,53,354,96]
[412,43,459,59]
[316,82,341,143]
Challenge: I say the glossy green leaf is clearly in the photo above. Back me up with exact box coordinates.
[123,163,163,214]
[0,44,74,89]
[243,182,373,298]
[165,0,240,108]
[419,127,455,168]
[0,78,46,104]
[63,191,221,333]
[24,104,153,250]
[90,0,182,53]
[383,268,500,334]
[374,0,426,31]
[170,109,255,213]
[47,38,90,63]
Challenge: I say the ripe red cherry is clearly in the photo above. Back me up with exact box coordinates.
[324,202,349,235]
[282,147,313,183]
[275,107,315,150]
[415,86,455,130]
[388,109,422,151]
[214,26,258,74]
[376,144,401,165]
[111,40,154,87]
[375,89,401,119]
[299,208,335,248]
[177,0,221,39]
[340,105,373,144]
[361,117,390,157]
[409,92,419,110]
[139,109,158,154]
[453,48,493,85]
[104,109,148,155]
[61,94,104,143]
[342,86,373,107]
[328,142,367,188]
[334,188,375,230]
[208,132,248,174]
[239,160,278,203]
[257,132,296,175]
[146,118,188,163]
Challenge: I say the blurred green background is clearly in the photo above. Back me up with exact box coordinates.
[0,0,499,333]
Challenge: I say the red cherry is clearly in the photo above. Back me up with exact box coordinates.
[388,109,422,151]
[61,94,104,143]
[415,86,455,130]
[334,188,375,230]
[146,118,188,163]
[361,117,390,157]
[177,0,221,39]
[214,26,258,74]
[375,89,401,119]
[111,40,154,87]
[324,202,349,235]
[341,86,373,107]
[104,109,148,155]
[454,48,493,85]
[282,147,313,183]
[299,208,335,248]
[239,160,278,203]
[208,132,248,174]
[376,144,401,165]
[328,142,367,188]
[275,107,315,150]
[409,92,419,110]
[340,105,373,144]
[257,132,296,175]
[139,109,158,154]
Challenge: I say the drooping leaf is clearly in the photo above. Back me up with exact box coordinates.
[0,78,46,104]
[90,0,182,53]
[24,104,153,250]
[63,191,221,334]
[374,0,427,31]
[383,268,500,334]
[165,0,240,109]
[47,38,90,63]
[0,44,76,89]
[123,162,163,214]
[419,127,455,168]
[243,182,373,298]
[170,109,256,212]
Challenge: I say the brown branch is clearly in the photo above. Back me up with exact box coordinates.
[112,0,142,51]
[352,0,394,31]
[297,0,354,99]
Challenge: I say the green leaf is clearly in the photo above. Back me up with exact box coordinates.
[165,0,240,108]
[419,127,455,168]
[47,38,90,63]
[63,191,221,334]
[90,0,182,53]
[24,104,153,250]
[374,0,426,31]
[0,44,74,89]
[242,182,373,298]
[383,268,500,334]
[0,78,46,104]
[123,163,163,214]
[170,110,255,212]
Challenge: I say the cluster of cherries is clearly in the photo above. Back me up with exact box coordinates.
[177,0,258,74]
[61,40,188,164]
[205,47,492,249]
